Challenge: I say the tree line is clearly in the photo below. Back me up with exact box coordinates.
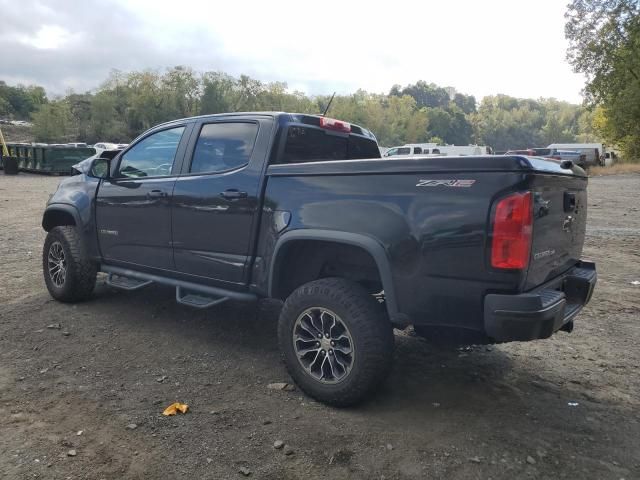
[0,70,599,152]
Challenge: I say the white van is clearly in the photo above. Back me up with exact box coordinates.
[383,143,492,158]
[547,143,604,167]
[435,145,493,156]
[383,144,437,157]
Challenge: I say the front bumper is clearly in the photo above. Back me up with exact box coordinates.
[484,261,597,342]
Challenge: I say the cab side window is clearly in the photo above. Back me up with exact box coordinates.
[118,126,185,178]
[190,123,259,174]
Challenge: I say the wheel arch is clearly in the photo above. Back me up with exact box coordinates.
[42,204,81,232]
[268,229,399,320]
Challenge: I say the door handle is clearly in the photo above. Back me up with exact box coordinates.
[220,189,248,199]
[147,189,167,198]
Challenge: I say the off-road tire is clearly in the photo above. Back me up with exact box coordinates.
[43,226,97,302]
[278,278,394,407]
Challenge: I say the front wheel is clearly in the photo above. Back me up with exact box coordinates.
[278,278,394,407]
[43,226,97,302]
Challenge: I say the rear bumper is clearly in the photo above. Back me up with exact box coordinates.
[484,261,597,342]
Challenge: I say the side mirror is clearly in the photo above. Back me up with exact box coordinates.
[88,158,111,179]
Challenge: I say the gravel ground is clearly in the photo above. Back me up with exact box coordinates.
[0,173,639,479]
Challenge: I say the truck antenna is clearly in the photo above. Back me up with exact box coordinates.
[322,92,336,116]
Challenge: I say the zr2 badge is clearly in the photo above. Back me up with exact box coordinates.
[416,179,476,188]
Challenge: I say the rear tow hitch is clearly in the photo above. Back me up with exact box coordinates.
[560,321,574,333]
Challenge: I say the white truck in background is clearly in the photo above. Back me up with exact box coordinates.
[547,143,615,167]
[383,143,493,158]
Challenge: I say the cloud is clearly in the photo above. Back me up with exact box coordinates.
[0,0,225,93]
[0,0,587,102]
[18,25,79,50]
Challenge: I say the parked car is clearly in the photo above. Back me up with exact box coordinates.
[384,146,415,156]
[504,148,586,168]
[547,143,604,167]
[384,143,491,157]
[93,142,120,150]
[528,148,586,167]
[10,120,32,127]
[91,143,127,162]
[505,149,536,156]
[41,112,597,406]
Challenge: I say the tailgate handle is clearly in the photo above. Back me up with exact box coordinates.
[564,192,576,212]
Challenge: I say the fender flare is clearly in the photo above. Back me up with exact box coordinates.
[42,203,82,231]
[268,229,400,319]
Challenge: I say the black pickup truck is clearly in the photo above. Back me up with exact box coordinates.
[41,112,597,406]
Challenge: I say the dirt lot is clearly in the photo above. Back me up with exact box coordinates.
[1,173,639,480]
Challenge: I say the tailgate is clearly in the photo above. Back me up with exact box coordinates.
[525,173,588,290]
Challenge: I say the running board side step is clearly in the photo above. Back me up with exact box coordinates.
[106,273,153,291]
[100,265,257,305]
[176,286,228,309]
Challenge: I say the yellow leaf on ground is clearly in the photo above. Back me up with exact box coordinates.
[162,402,189,416]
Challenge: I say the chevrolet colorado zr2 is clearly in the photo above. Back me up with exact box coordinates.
[41,112,597,406]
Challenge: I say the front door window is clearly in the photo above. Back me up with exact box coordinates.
[118,127,185,178]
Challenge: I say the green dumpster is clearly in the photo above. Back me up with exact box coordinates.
[6,144,96,175]
[40,146,96,174]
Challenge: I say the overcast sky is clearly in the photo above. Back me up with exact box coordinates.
[0,0,586,103]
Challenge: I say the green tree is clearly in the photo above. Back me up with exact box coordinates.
[453,93,476,114]
[67,93,93,141]
[200,72,237,114]
[566,0,640,159]
[0,96,12,117]
[89,91,128,142]
[424,107,453,142]
[473,95,546,151]
[162,66,200,118]
[0,81,48,119]
[32,102,73,142]
[391,81,450,109]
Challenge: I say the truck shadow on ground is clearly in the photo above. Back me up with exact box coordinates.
[81,280,604,424]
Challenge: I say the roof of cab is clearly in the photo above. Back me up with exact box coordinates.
[153,112,374,138]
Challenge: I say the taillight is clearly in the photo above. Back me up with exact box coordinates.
[319,116,351,133]
[491,191,533,270]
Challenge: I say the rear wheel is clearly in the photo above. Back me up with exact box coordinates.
[43,226,97,302]
[278,278,394,407]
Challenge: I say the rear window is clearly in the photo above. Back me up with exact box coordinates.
[278,126,380,164]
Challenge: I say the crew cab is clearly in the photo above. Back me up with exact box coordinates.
[41,112,597,406]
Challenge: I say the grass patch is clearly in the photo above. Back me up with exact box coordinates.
[590,163,640,176]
